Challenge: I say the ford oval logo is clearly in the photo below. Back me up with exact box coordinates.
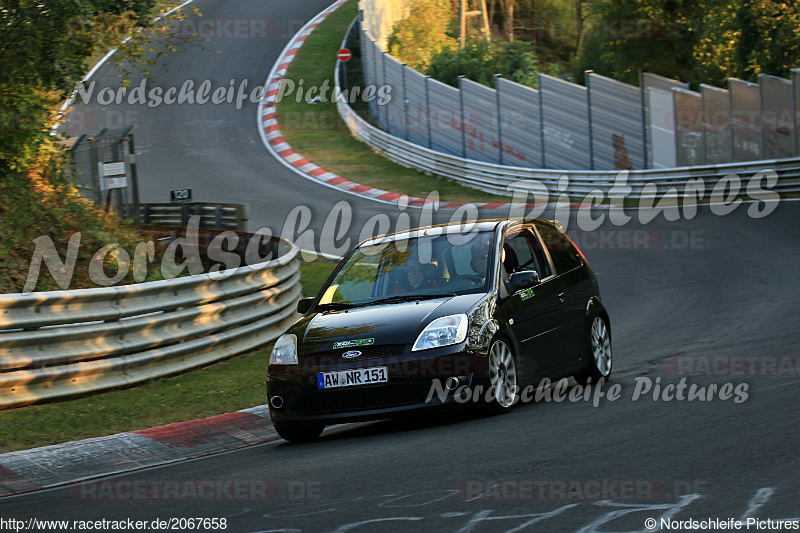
[342,350,362,359]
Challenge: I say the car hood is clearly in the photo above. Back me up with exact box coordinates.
[290,293,485,352]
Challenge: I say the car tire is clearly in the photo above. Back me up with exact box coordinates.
[272,422,325,443]
[574,315,612,386]
[485,338,519,414]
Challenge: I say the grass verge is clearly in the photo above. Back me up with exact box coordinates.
[0,259,338,453]
[275,0,510,204]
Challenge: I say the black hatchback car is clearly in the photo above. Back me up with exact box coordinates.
[266,218,612,442]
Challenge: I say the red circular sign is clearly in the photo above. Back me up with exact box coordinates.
[337,48,352,62]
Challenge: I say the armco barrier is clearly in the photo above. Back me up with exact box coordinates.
[0,239,301,409]
[140,203,250,231]
[337,19,800,198]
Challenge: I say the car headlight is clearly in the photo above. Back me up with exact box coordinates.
[270,334,298,364]
[412,314,468,351]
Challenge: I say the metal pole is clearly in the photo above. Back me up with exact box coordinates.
[425,76,433,149]
[538,73,546,168]
[586,71,594,170]
[458,75,467,158]
[495,74,504,165]
[728,78,735,162]
[382,51,389,130]
[639,70,649,169]
[88,136,101,205]
[126,131,141,224]
[793,69,800,157]
[757,74,766,160]
[402,64,409,141]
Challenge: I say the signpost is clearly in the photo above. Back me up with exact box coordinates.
[101,162,127,189]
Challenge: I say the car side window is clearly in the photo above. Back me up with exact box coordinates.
[502,232,532,277]
[502,229,551,279]
[536,224,583,274]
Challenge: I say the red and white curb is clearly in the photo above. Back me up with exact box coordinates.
[0,406,277,497]
[256,0,567,212]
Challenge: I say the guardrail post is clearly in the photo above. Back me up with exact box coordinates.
[181,204,190,227]
[214,206,224,230]
[194,204,205,228]
[236,204,250,231]
[142,204,151,225]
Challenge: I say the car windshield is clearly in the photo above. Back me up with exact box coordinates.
[317,230,496,307]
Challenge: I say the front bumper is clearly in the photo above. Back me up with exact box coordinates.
[266,343,487,425]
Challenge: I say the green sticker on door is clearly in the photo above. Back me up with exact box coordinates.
[520,288,535,301]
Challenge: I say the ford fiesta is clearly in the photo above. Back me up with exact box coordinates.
[266,218,612,442]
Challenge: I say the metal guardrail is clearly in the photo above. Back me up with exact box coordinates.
[0,239,301,409]
[141,203,250,231]
[335,19,800,198]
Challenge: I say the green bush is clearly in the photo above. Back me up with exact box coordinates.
[427,39,539,89]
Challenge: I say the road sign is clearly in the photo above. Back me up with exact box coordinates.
[337,48,351,62]
[100,161,127,189]
[171,188,192,203]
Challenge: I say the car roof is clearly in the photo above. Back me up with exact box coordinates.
[358,217,557,248]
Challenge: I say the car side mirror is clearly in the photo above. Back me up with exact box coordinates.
[296,297,314,314]
[510,270,540,293]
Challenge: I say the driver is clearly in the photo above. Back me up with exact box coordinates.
[394,259,441,294]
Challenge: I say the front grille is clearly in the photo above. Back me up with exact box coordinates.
[295,382,424,415]
[303,344,407,363]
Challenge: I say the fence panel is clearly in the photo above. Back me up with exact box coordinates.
[759,74,796,159]
[405,68,429,148]
[427,78,464,157]
[729,78,762,161]
[460,78,501,164]
[647,88,677,168]
[356,14,800,171]
[674,88,705,166]
[539,74,591,170]
[361,29,379,119]
[496,77,542,168]
[587,72,644,170]
[701,84,732,164]
[642,72,688,168]
[383,54,406,138]
[373,50,387,129]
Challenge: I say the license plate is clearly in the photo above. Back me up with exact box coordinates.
[317,367,388,389]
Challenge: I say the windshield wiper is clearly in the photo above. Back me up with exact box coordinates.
[364,293,457,306]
